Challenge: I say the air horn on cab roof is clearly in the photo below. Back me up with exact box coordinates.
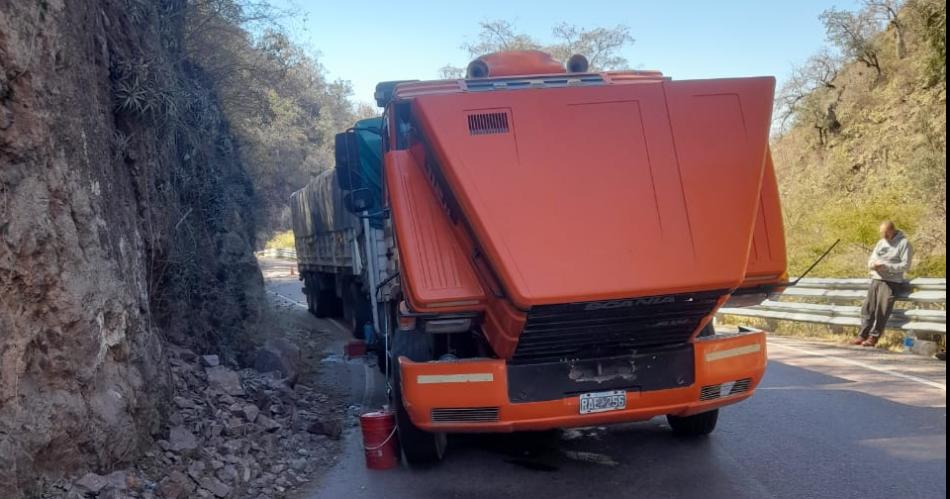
[465,51,590,79]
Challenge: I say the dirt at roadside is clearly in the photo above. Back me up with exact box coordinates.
[42,296,355,499]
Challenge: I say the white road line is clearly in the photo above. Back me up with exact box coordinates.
[769,341,946,391]
[267,290,307,309]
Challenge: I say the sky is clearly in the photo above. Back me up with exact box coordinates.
[272,0,863,106]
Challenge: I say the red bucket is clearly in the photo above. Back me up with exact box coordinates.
[360,411,399,470]
[345,340,367,359]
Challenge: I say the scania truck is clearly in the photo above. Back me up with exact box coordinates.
[292,50,787,465]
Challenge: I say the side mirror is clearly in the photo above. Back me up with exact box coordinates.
[343,188,374,213]
[335,131,364,191]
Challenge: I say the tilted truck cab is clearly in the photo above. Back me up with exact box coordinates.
[319,50,786,464]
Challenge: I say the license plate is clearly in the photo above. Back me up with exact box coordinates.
[579,390,627,414]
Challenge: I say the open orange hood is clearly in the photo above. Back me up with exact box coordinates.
[403,77,778,310]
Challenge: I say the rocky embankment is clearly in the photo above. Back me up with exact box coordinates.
[44,332,349,499]
[1,0,263,495]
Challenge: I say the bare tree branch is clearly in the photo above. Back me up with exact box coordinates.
[820,7,885,79]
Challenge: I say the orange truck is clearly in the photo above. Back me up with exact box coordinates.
[299,50,787,465]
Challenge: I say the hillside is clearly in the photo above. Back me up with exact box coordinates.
[1,0,264,493]
[773,0,946,277]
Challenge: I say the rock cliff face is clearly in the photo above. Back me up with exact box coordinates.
[0,0,263,495]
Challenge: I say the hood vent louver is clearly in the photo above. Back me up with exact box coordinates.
[468,112,509,135]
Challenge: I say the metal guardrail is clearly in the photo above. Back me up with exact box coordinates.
[255,248,298,260]
[719,278,947,335]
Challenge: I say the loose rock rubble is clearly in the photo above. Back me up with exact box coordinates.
[43,343,348,499]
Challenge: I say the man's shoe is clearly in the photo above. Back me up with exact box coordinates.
[862,337,880,347]
[851,336,868,345]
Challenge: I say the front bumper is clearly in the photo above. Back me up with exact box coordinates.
[398,331,767,432]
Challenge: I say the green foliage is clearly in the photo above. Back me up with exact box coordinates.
[265,230,295,250]
[183,0,360,237]
[824,196,920,246]
[915,253,948,276]
[784,193,923,277]
[110,54,178,118]
[908,0,947,84]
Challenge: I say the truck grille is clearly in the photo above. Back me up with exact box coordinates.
[511,290,725,364]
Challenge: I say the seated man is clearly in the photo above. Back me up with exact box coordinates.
[852,221,913,347]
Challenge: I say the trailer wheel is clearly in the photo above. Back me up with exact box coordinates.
[310,273,340,318]
[342,280,371,339]
[305,292,315,314]
[302,274,318,315]
[391,328,447,465]
[667,409,719,437]
[313,290,338,318]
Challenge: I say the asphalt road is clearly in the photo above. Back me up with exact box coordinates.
[259,258,947,499]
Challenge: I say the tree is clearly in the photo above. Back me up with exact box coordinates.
[461,20,542,57]
[440,20,635,78]
[183,0,359,234]
[865,0,907,59]
[820,7,885,78]
[438,65,465,80]
[547,23,635,70]
[775,50,844,130]
[907,0,947,84]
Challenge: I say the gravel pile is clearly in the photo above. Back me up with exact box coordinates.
[44,343,350,499]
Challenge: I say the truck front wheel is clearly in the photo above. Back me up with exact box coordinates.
[391,328,447,465]
[667,409,719,437]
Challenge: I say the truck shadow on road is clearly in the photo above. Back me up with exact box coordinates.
[445,422,713,473]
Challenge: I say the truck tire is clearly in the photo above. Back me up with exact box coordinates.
[310,273,340,318]
[667,409,719,437]
[313,290,338,318]
[391,328,447,465]
[305,290,315,314]
[341,279,355,325]
[376,334,388,375]
[342,280,371,339]
[303,274,318,315]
